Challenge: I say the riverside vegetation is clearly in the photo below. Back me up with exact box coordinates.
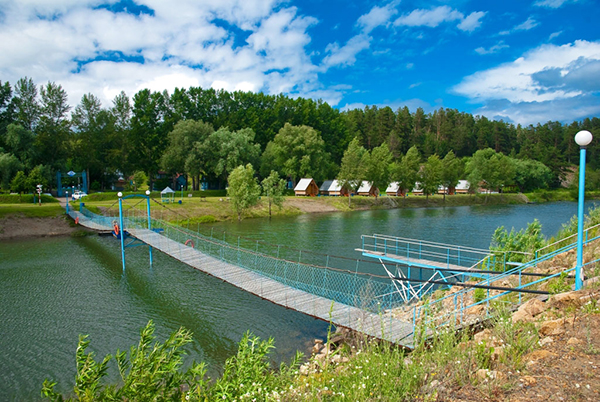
[40,209,600,401]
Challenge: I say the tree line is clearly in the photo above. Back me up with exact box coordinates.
[1,76,599,195]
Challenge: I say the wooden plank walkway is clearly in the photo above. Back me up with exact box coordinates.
[126,228,417,347]
[68,212,417,346]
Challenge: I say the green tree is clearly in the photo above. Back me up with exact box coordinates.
[419,154,443,200]
[466,148,515,197]
[161,119,214,190]
[129,89,170,190]
[35,82,71,171]
[71,93,111,190]
[391,145,420,200]
[261,123,331,185]
[108,91,132,176]
[261,170,287,217]
[513,158,552,192]
[13,77,39,131]
[204,127,260,186]
[337,138,367,206]
[26,164,50,191]
[10,170,28,195]
[363,143,393,198]
[0,152,23,189]
[0,80,14,150]
[441,150,462,200]
[227,164,261,222]
[5,123,35,169]
[132,171,148,191]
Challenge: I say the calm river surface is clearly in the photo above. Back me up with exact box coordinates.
[0,201,596,400]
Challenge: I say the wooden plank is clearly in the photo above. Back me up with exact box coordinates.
[77,222,417,346]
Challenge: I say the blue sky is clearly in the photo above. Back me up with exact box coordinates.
[0,0,598,125]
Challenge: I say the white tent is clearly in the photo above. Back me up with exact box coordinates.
[161,186,175,203]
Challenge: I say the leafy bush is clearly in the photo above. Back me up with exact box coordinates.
[42,321,208,401]
[41,322,302,401]
[490,219,545,265]
[473,288,486,303]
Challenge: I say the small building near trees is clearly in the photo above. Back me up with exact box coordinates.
[455,180,470,194]
[385,182,406,197]
[357,181,379,197]
[294,178,319,196]
[320,179,349,196]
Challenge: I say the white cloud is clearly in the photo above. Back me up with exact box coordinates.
[457,11,486,32]
[393,6,485,33]
[475,41,509,55]
[321,34,371,69]
[549,31,562,40]
[454,40,600,123]
[394,6,463,28]
[0,0,357,107]
[534,0,578,8]
[356,3,398,34]
[499,17,539,36]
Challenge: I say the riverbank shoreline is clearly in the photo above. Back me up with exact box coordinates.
[0,215,80,240]
[0,192,555,239]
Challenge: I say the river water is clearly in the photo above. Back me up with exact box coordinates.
[0,201,595,400]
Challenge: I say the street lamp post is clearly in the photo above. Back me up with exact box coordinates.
[575,130,593,290]
[65,191,69,214]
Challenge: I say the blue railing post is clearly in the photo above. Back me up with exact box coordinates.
[146,193,153,266]
[118,196,125,273]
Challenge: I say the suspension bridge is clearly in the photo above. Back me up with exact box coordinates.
[63,195,600,349]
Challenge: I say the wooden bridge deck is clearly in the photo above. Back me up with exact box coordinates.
[127,228,416,347]
[67,207,417,347]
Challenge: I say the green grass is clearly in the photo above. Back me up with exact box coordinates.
[0,204,65,218]
[0,194,59,204]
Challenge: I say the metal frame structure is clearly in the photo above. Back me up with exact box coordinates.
[117,191,153,272]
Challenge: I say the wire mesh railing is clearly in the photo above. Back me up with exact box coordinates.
[79,204,408,314]
[72,201,600,341]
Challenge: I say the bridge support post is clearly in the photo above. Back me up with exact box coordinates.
[119,194,126,272]
[146,191,153,266]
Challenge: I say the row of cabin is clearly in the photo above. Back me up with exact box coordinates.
[294,179,471,197]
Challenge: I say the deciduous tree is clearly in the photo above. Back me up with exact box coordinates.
[441,150,462,200]
[261,170,286,217]
[391,145,420,200]
[227,164,261,222]
[261,123,331,185]
[419,154,443,200]
[337,138,367,206]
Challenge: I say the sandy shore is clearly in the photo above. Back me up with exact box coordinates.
[0,216,79,240]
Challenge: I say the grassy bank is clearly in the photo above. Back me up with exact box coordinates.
[0,204,64,218]
[77,192,530,225]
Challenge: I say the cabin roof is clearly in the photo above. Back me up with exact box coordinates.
[294,178,315,191]
[456,180,469,190]
[386,182,400,192]
[329,179,343,192]
[161,186,175,194]
[357,181,373,193]
[319,180,334,192]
